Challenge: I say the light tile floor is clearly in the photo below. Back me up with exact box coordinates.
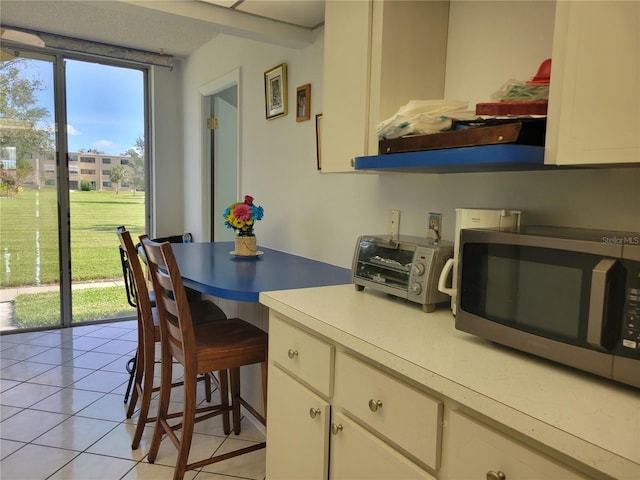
[0,320,266,480]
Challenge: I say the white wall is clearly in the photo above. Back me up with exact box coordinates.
[177,28,640,269]
[151,63,185,238]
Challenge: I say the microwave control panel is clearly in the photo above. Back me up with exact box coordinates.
[621,269,640,359]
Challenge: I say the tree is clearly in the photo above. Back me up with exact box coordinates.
[121,135,145,194]
[0,57,54,196]
[110,165,127,194]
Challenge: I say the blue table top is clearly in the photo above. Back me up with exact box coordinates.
[170,242,352,303]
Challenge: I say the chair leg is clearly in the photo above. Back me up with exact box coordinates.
[230,367,241,435]
[147,348,173,464]
[131,336,156,449]
[126,312,145,415]
[219,370,230,435]
[204,373,212,402]
[174,370,198,480]
[126,351,143,418]
[124,356,136,404]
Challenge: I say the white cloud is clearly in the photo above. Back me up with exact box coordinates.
[93,139,116,150]
[66,124,81,135]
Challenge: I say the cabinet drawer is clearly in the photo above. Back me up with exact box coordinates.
[441,410,585,479]
[269,314,334,397]
[334,351,442,470]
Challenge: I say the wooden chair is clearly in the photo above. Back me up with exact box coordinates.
[140,235,268,480]
[116,226,229,450]
[119,231,199,404]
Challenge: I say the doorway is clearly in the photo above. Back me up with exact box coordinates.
[199,69,240,242]
[211,86,238,242]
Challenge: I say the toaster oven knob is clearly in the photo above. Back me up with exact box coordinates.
[412,263,425,276]
[411,283,422,294]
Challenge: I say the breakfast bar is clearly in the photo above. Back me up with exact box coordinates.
[170,242,352,302]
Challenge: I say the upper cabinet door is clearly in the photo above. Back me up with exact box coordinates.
[321,1,449,172]
[545,1,639,165]
[321,0,373,173]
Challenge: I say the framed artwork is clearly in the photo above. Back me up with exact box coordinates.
[296,84,311,122]
[264,63,288,119]
[315,113,323,170]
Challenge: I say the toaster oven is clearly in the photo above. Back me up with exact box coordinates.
[352,235,453,312]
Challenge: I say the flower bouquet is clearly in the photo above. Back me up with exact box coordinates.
[223,195,264,256]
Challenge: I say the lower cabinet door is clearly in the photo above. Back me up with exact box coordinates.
[329,412,436,480]
[441,410,585,480]
[266,365,330,480]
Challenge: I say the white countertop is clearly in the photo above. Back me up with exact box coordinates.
[260,284,640,479]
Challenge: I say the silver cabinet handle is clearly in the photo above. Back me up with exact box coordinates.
[486,471,506,480]
[331,423,343,435]
[287,349,299,359]
[309,408,321,419]
[368,399,383,412]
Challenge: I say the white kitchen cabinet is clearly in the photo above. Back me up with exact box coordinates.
[260,285,639,479]
[323,1,639,172]
[265,365,330,480]
[265,314,438,480]
[329,412,436,480]
[321,0,449,172]
[439,410,586,479]
[545,1,639,166]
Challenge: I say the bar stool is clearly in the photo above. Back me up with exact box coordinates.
[116,226,230,450]
[140,235,268,480]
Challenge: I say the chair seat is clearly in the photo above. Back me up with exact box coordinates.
[192,319,268,370]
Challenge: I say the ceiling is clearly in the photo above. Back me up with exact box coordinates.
[0,0,325,58]
[202,0,325,29]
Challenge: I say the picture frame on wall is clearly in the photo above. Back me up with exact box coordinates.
[264,63,288,119]
[296,84,311,122]
[315,113,323,170]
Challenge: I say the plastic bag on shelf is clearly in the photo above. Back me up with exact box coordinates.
[376,99,471,140]
[490,79,549,102]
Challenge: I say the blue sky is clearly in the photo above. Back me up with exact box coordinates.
[31,58,144,156]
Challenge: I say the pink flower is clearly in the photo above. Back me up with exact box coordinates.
[233,203,252,221]
[244,195,254,205]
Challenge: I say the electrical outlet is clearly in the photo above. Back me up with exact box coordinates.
[428,212,442,240]
[388,209,400,238]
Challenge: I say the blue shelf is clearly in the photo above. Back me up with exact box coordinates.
[354,145,552,173]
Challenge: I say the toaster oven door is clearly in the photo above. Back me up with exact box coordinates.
[353,239,414,294]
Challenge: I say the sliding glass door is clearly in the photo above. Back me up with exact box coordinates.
[65,59,146,325]
[1,49,61,331]
[1,46,146,332]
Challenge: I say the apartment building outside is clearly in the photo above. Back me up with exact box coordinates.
[18,151,142,192]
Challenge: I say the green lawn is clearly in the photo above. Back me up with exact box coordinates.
[1,188,146,287]
[1,188,146,327]
[14,287,136,328]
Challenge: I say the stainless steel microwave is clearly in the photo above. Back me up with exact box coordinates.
[456,226,640,388]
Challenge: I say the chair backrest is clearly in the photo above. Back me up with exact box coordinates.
[139,235,195,362]
[117,226,155,336]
